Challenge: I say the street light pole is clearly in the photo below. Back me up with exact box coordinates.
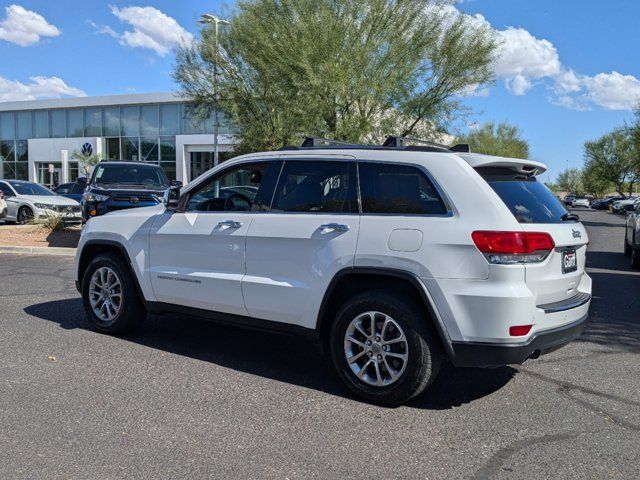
[200,14,229,168]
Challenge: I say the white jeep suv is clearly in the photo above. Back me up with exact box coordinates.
[75,138,591,405]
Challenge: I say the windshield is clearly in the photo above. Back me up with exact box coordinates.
[8,181,54,196]
[93,164,168,188]
[477,168,568,224]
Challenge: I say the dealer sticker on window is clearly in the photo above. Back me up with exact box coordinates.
[562,248,577,274]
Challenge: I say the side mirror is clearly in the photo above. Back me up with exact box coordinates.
[170,180,183,188]
[163,186,181,211]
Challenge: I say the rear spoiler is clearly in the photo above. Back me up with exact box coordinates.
[456,153,547,175]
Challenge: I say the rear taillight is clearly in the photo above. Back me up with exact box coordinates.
[471,231,555,264]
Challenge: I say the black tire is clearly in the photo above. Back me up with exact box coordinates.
[81,252,146,334]
[624,232,632,257]
[17,206,34,224]
[329,290,442,406]
[631,235,640,269]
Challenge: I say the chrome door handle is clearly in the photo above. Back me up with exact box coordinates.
[320,223,350,232]
[217,220,243,229]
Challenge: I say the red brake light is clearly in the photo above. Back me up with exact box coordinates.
[509,325,533,336]
[471,231,555,254]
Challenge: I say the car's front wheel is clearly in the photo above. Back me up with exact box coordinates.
[17,206,34,224]
[329,290,441,406]
[81,252,146,334]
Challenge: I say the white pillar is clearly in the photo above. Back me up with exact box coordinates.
[61,150,69,183]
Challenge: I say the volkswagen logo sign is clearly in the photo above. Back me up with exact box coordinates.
[130,197,139,204]
[81,142,93,157]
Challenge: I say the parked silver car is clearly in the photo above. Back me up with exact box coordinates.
[0,180,81,224]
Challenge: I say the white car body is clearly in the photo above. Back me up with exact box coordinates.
[0,196,7,220]
[571,198,590,208]
[76,148,591,368]
[0,180,81,223]
[612,197,637,212]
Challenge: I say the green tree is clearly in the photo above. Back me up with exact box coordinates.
[71,151,106,177]
[556,168,583,194]
[583,128,636,196]
[581,164,611,198]
[174,0,498,153]
[456,121,529,158]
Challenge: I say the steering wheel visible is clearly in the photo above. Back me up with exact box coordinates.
[224,192,253,211]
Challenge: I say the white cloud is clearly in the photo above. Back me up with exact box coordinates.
[494,27,561,81]
[95,5,194,57]
[452,6,640,110]
[0,4,60,46]
[0,76,86,102]
[582,72,640,110]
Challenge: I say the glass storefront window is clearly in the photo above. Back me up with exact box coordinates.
[15,162,28,180]
[70,163,80,181]
[0,140,15,162]
[84,107,102,136]
[160,104,179,135]
[50,110,66,138]
[160,161,176,180]
[141,105,159,136]
[160,136,176,161]
[122,137,139,161]
[122,106,139,136]
[105,137,120,160]
[17,111,32,139]
[140,137,159,162]
[181,104,204,134]
[0,112,15,140]
[16,140,28,162]
[67,109,83,137]
[103,106,120,136]
[34,110,49,138]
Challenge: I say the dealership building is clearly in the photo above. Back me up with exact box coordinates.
[0,92,237,186]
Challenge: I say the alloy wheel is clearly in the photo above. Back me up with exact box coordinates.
[344,311,409,387]
[88,267,123,322]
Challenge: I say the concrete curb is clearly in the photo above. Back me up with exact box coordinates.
[0,245,76,257]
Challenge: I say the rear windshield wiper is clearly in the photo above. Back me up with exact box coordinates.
[561,212,580,222]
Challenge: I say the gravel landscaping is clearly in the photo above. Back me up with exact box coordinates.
[0,222,81,248]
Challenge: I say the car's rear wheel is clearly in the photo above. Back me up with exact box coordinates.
[329,290,441,406]
[17,206,33,224]
[82,252,146,334]
[631,235,640,269]
[624,231,632,257]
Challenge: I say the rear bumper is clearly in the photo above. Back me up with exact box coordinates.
[450,313,587,367]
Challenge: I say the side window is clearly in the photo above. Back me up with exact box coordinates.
[271,160,356,213]
[72,183,86,194]
[185,162,270,212]
[0,182,13,197]
[56,184,72,194]
[359,162,448,215]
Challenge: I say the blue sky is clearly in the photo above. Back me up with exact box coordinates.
[0,1,639,181]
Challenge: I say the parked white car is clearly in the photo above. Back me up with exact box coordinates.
[0,180,81,224]
[74,138,591,405]
[571,197,590,208]
[612,197,637,214]
[0,191,7,220]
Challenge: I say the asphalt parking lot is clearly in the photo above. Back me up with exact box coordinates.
[1,208,639,479]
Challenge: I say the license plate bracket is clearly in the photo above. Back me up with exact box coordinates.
[562,248,577,274]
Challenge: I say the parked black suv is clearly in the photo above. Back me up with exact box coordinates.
[82,161,180,223]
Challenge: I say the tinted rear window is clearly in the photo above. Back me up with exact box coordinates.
[477,168,568,224]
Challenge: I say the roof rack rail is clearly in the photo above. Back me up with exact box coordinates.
[300,136,358,148]
[382,136,452,152]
